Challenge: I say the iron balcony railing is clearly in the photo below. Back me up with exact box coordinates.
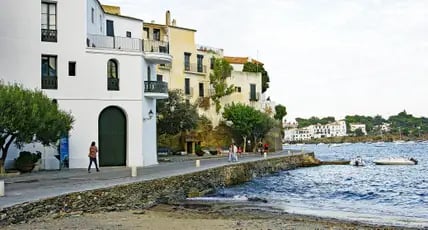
[41,29,57,42]
[87,34,142,52]
[87,34,170,54]
[144,81,168,94]
[159,63,172,69]
[184,63,207,73]
[41,76,57,89]
[108,77,119,91]
[143,40,169,54]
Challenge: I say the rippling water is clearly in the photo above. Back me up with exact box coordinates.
[210,142,428,228]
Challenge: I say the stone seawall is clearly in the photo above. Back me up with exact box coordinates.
[0,152,319,226]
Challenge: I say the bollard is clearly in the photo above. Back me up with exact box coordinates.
[131,166,137,177]
[196,160,200,167]
[264,152,267,159]
[0,180,4,197]
[288,150,291,155]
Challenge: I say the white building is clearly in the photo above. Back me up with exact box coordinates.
[283,120,347,142]
[0,0,172,169]
[349,123,367,135]
[313,120,347,138]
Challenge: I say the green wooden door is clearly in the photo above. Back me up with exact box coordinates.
[98,107,126,166]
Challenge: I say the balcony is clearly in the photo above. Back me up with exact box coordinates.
[184,63,207,74]
[144,81,168,99]
[158,63,172,70]
[108,77,119,91]
[41,29,57,42]
[87,34,142,52]
[143,40,172,64]
[41,76,57,89]
[249,92,260,101]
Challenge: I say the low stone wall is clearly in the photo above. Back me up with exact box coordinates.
[0,152,319,226]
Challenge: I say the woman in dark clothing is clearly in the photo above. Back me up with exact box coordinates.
[88,141,99,173]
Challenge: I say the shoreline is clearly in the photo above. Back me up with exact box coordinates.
[3,202,423,230]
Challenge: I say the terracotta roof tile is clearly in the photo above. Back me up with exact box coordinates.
[224,56,263,65]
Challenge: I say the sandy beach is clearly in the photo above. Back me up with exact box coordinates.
[2,202,419,230]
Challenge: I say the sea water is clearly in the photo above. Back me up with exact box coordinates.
[209,142,428,228]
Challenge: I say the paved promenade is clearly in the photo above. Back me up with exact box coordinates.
[0,150,299,209]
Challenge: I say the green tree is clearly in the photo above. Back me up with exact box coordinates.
[274,104,287,122]
[296,116,335,128]
[156,89,199,135]
[210,58,235,113]
[223,103,275,152]
[0,84,74,173]
[354,128,365,137]
[242,62,270,93]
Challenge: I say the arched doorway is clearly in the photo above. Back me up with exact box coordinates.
[98,106,126,166]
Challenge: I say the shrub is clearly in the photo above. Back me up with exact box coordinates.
[195,145,204,156]
[15,151,40,173]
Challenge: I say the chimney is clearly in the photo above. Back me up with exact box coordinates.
[172,19,176,26]
[166,10,171,26]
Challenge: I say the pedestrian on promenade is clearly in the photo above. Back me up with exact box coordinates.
[238,146,242,156]
[258,141,263,155]
[263,142,269,155]
[88,141,99,173]
[228,142,238,162]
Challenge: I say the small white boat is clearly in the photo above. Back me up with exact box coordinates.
[329,143,342,148]
[350,156,365,166]
[373,157,418,165]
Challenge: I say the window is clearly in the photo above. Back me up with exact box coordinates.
[143,27,149,39]
[184,52,191,71]
[157,74,163,82]
[210,57,215,70]
[147,66,151,81]
[68,62,76,76]
[107,59,119,90]
[91,8,94,23]
[106,20,114,37]
[126,31,131,38]
[250,84,257,101]
[235,86,241,93]
[153,29,160,41]
[197,55,203,73]
[41,55,57,89]
[99,15,103,32]
[199,83,204,97]
[185,78,190,95]
[41,2,57,42]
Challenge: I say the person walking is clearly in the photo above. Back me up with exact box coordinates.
[88,141,99,173]
[228,142,238,162]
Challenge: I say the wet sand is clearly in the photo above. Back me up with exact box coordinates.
[2,202,421,230]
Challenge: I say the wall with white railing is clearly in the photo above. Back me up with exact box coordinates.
[105,14,142,40]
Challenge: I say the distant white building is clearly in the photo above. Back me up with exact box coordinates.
[283,120,347,142]
[350,123,367,135]
[375,123,391,133]
[313,120,347,138]
[0,0,172,169]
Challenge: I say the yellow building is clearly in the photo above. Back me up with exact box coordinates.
[144,11,266,152]
[146,11,264,126]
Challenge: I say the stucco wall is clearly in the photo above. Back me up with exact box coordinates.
[0,153,320,226]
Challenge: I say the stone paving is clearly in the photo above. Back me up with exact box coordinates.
[0,150,302,209]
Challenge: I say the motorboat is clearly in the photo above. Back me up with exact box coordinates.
[350,156,365,166]
[373,157,418,165]
[329,143,342,148]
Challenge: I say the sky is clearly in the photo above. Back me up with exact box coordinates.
[101,0,428,121]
